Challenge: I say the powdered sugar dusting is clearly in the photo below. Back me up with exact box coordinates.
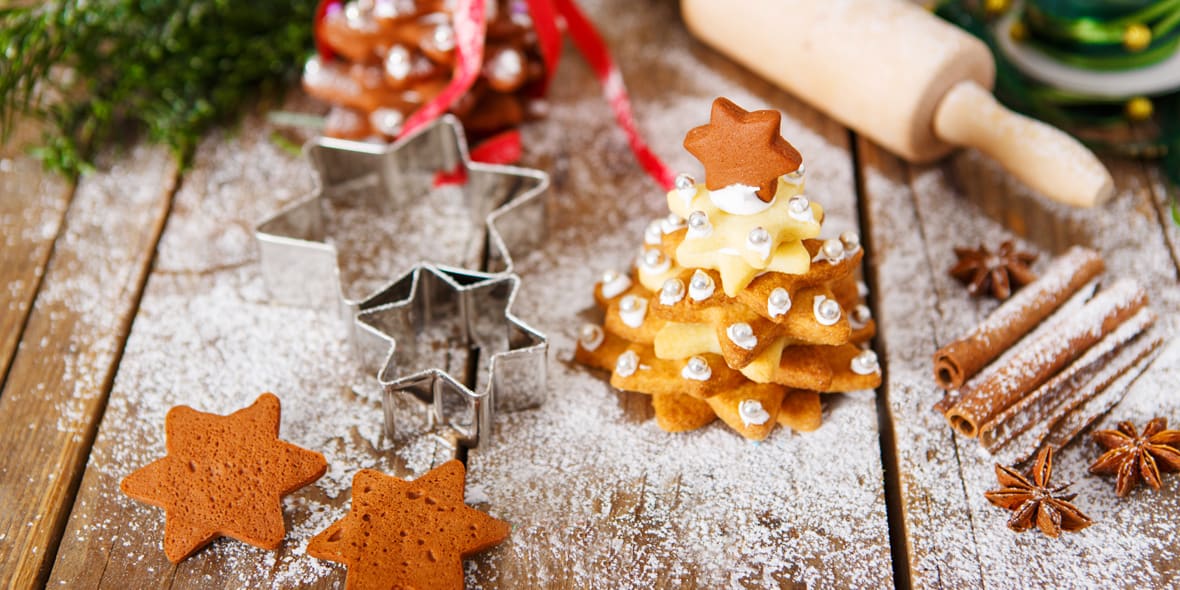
[462,2,892,584]
[865,140,1180,588]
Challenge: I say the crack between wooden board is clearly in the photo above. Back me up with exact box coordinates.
[851,132,913,590]
[1139,163,1180,280]
[902,161,989,590]
[0,177,78,399]
[37,164,182,589]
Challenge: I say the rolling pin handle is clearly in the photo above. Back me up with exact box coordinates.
[933,80,1114,208]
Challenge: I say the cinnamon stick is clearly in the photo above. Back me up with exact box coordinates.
[933,247,1104,390]
[933,280,1097,414]
[1011,336,1162,467]
[944,278,1147,438]
[979,308,1156,453]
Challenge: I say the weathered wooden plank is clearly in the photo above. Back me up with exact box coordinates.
[0,127,74,385]
[0,143,178,587]
[463,1,893,587]
[47,99,470,588]
[862,135,1180,588]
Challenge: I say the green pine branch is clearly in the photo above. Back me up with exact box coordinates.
[0,0,318,175]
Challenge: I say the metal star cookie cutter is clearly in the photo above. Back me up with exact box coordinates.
[354,264,547,449]
[254,115,549,333]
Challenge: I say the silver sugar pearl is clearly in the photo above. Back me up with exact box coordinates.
[385,45,412,80]
[642,249,664,267]
[691,273,712,291]
[579,324,599,342]
[687,356,708,374]
[840,231,860,251]
[432,24,456,52]
[675,173,696,191]
[769,289,791,309]
[822,238,845,261]
[731,323,753,339]
[748,227,770,245]
[601,269,619,284]
[788,163,806,180]
[688,211,709,230]
[616,351,638,375]
[818,298,841,321]
[852,304,871,324]
[789,196,810,214]
[852,350,880,375]
[662,278,684,298]
[620,295,640,312]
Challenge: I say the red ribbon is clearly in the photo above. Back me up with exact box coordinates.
[315,0,674,191]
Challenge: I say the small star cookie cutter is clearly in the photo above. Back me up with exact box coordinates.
[354,264,547,449]
[254,115,549,333]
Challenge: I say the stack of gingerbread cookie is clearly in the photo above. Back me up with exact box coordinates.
[576,98,882,440]
[304,0,545,140]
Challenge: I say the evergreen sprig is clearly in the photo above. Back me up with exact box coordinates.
[0,0,318,175]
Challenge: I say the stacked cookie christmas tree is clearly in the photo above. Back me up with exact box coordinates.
[576,98,881,440]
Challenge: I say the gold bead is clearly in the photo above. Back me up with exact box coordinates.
[1009,20,1028,42]
[984,0,1011,15]
[1123,23,1152,52]
[1126,96,1154,121]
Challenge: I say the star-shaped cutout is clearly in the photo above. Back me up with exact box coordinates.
[307,461,510,590]
[120,393,327,562]
[683,97,802,202]
[354,264,547,449]
[255,115,549,324]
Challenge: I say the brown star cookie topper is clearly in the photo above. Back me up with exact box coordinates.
[683,97,803,202]
[308,461,510,590]
[121,393,328,563]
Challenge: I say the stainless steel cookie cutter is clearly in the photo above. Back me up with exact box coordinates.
[254,115,549,335]
[354,264,547,449]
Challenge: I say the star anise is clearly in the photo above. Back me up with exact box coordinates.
[984,447,1093,538]
[949,241,1037,300]
[1089,417,1180,497]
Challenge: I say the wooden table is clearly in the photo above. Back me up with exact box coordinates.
[3,0,1179,587]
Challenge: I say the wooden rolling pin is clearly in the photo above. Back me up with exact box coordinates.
[680,0,1114,208]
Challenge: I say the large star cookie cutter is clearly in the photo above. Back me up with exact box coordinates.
[254,115,549,334]
[354,264,547,449]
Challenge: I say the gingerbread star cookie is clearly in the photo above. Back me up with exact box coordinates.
[120,393,327,562]
[308,461,510,590]
[683,97,803,200]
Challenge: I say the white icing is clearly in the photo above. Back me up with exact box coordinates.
[857,280,868,298]
[644,220,663,245]
[681,357,712,381]
[615,350,638,378]
[600,272,631,299]
[709,183,774,215]
[738,399,771,427]
[688,270,714,301]
[768,288,792,318]
[659,279,685,306]
[746,228,772,261]
[619,295,648,328]
[369,108,404,136]
[686,211,713,240]
[578,324,604,351]
[726,323,757,350]
[716,247,742,257]
[813,296,841,326]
